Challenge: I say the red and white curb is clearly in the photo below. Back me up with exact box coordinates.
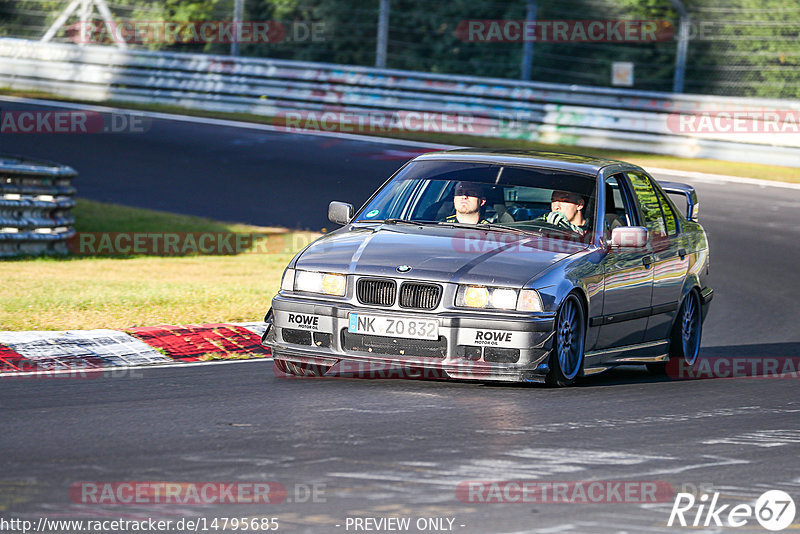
[0,322,271,376]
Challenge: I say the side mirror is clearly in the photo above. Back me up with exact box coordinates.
[611,226,648,248]
[328,201,353,226]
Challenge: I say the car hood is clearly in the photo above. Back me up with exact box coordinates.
[294,224,588,287]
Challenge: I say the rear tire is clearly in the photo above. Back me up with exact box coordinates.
[546,294,586,387]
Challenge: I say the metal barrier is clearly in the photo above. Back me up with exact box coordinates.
[0,154,76,257]
[0,38,798,167]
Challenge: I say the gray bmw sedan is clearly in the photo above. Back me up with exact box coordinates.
[262,149,712,386]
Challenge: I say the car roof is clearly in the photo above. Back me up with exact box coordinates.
[413,148,629,176]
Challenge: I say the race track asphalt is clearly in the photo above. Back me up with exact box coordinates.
[1,99,799,533]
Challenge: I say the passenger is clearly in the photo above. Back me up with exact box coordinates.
[445,181,490,224]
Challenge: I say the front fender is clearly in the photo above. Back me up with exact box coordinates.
[528,248,603,320]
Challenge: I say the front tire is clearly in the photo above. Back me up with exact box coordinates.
[546,294,586,387]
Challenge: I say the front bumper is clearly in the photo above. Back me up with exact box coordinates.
[262,294,556,383]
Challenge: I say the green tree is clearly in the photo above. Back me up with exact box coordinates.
[2,0,797,98]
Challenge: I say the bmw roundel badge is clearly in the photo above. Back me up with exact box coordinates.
[396,265,412,273]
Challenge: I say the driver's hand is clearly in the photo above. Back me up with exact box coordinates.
[544,211,571,228]
[543,211,584,234]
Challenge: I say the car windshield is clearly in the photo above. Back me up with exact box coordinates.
[353,160,597,241]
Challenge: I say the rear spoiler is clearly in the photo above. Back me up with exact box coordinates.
[658,181,699,222]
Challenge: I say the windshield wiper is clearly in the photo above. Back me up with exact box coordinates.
[382,218,440,226]
[482,223,542,235]
[529,224,580,237]
[381,219,543,237]
[435,221,541,236]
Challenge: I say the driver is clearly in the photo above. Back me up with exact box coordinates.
[537,190,590,235]
[445,181,490,224]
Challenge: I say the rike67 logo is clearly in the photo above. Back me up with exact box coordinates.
[668,490,796,531]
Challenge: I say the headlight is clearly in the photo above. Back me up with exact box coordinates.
[293,270,347,296]
[492,288,518,309]
[456,285,543,312]
[280,268,295,292]
[459,286,489,308]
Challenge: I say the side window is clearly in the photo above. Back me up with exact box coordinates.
[653,187,679,236]
[603,174,633,234]
[627,171,666,237]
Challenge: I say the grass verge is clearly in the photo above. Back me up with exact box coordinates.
[0,199,319,331]
[1,87,798,183]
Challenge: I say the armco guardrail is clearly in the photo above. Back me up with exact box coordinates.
[0,154,76,257]
[0,38,798,167]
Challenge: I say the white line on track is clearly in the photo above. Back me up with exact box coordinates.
[3,95,797,189]
[0,95,452,149]
[647,166,800,191]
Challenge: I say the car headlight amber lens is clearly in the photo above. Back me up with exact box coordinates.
[294,270,346,296]
[517,289,544,312]
[280,268,295,292]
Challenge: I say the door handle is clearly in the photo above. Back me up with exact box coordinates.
[678,248,687,259]
[642,256,653,268]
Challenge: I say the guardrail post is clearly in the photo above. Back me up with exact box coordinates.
[669,0,690,93]
[520,0,537,81]
[231,0,244,56]
[375,0,390,68]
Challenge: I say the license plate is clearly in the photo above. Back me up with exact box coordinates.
[348,313,439,340]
